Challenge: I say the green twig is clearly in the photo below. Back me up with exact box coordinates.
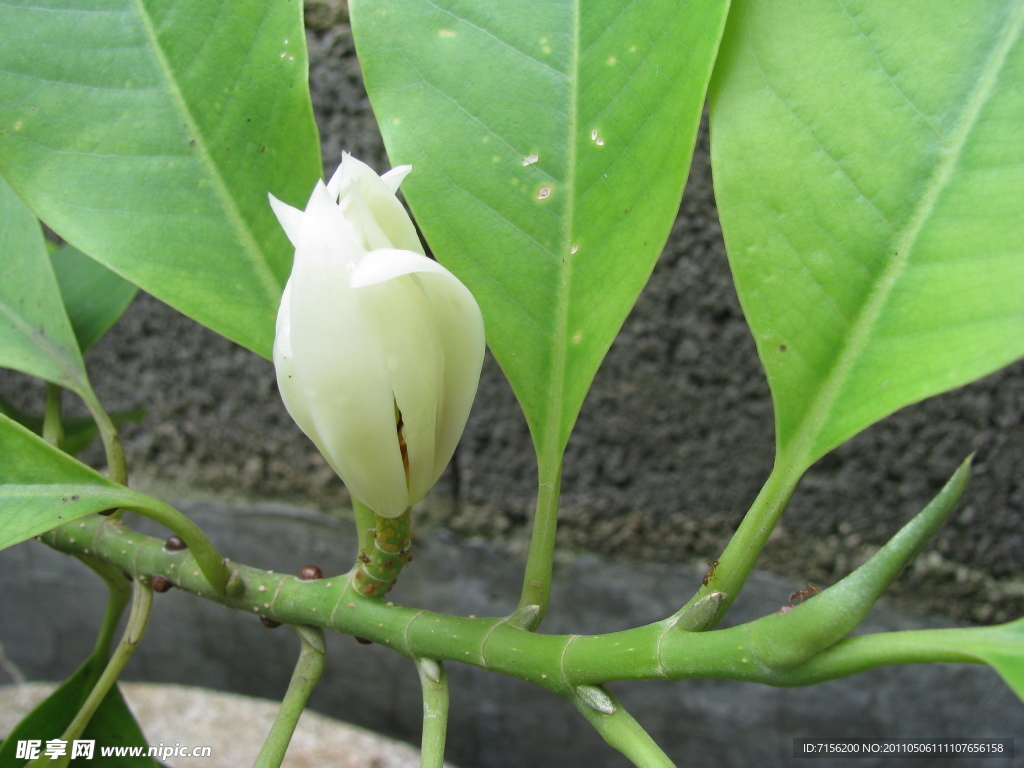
[678,461,802,625]
[80,389,127,487]
[416,658,449,768]
[517,456,563,628]
[42,382,64,448]
[253,625,327,768]
[569,686,676,768]
[29,580,153,768]
[79,558,132,660]
[120,501,231,595]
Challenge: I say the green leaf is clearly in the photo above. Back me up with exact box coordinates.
[710,0,1024,470]
[50,244,138,353]
[0,0,322,359]
[351,0,731,460]
[0,178,90,395]
[0,653,159,767]
[0,413,175,552]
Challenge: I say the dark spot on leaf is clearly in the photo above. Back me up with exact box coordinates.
[188,139,196,147]
[779,344,787,352]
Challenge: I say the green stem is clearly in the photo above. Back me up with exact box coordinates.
[31,581,153,768]
[121,498,231,595]
[82,559,132,660]
[352,509,412,598]
[253,625,327,768]
[416,658,449,768]
[79,389,127,486]
[352,497,377,556]
[42,383,64,448]
[570,687,676,768]
[764,630,983,687]
[42,514,990,688]
[517,456,563,627]
[680,461,802,625]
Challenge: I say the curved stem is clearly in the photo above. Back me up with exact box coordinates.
[121,497,230,595]
[416,658,449,768]
[80,389,127,487]
[31,580,153,768]
[253,625,327,768]
[81,558,132,660]
[569,687,676,768]
[517,455,563,627]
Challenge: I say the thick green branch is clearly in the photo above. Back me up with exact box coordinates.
[40,513,987,692]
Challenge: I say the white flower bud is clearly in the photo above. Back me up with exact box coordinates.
[270,153,485,518]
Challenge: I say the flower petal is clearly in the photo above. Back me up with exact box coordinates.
[329,154,424,255]
[268,193,305,248]
[380,164,413,194]
[350,248,451,287]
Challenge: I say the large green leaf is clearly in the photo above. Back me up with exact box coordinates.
[0,652,159,767]
[0,0,322,359]
[0,414,181,552]
[710,0,1024,470]
[351,0,730,460]
[51,244,138,353]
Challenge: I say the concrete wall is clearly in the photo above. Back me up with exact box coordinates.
[1,8,1023,767]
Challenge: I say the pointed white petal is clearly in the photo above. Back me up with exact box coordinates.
[380,164,413,194]
[268,193,305,248]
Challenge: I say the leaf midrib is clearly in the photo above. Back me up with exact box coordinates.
[783,1,1024,469]
[132,0,281,309]
[539,0,581,460]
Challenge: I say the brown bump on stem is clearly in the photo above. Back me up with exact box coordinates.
[298,565,323,581]
[123,571,133,582]
[354,636,373,645]
[165,535,187,551]
[99,509,117,517]
[260,616,282,628]
[150,575,173,593]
